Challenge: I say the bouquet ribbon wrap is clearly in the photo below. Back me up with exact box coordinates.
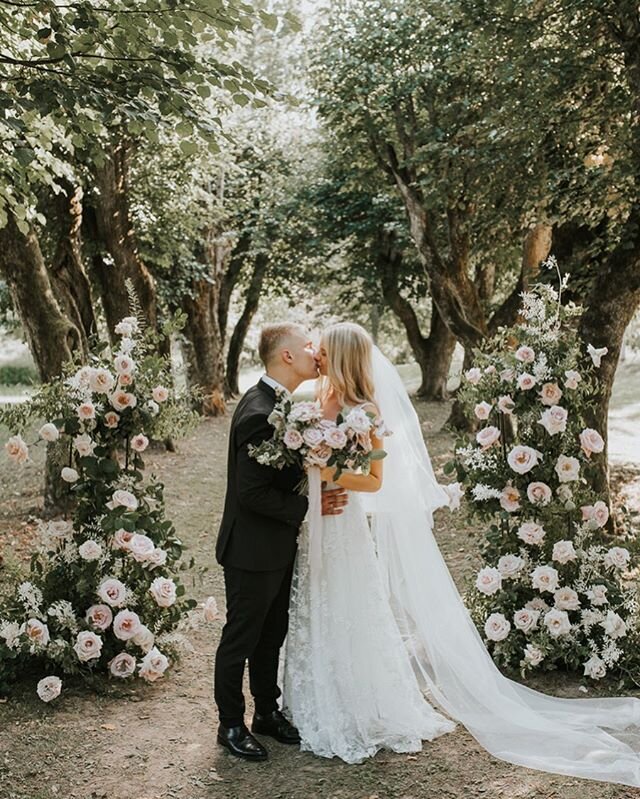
[307,467,323,571]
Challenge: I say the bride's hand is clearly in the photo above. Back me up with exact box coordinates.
[320,465,337,483]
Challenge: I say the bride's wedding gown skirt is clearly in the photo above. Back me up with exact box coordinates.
[284,490,455,764]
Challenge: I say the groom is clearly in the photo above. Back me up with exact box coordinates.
[214,322,348,761]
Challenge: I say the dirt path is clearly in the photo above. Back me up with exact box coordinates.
[1,402,639,799]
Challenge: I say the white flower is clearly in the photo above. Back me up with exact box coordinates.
[601,610,627,639]
[498,554,523,578]
[288,400,323,424]
[515,346,535,363]
[89,368,115,394]
[443,481,464,511]
[587,344,608,368]
[538,406,568,436]
[86,604,113,631]
[507,446,542,474]
[37,676,62,703]
[465,368,482,385]
[517,373,536,391]
[484,613,511,642]
[584,655,606,679]
[149,577,177,608]
[531,565,559,593]
[129,533,155,562]
[145,400,160,416]
[527,482,552,506]
[61,467,80,484]
[139,647,169,682]
[152,385,169,403]
[474,402,493,420]
[539,383,563,406]
[133,625,155,653]
[500,368,515,383]
[500,485,521,512]
[111,390,137,412]
[472,484,502,502]
[112,528,134,550]
[22,618,50,648]
[524,644,544,666]
[497,395,515,414]
[78,539,102,561]
[476,426,500,450]
[344,407,372,434]
[526,597,549,612]
[76,401,96,421]
[104,411,120,429]
[579,428,605,458]
[564,370,581,390]
[5,434,29,464]
[552,540,577,564]
[0,620,21,649]
[283,429,304,450]
[555,455,580,483]
[587,585,608,606]
[518,521,546,546]
[604,547,630,570]
[114,354,135,376]
[203,596,219,622]
[109,489,139,512]
[74,630,103,662]
[581,500,609,528]
[109,651,137,678]
[323,427,348,449]
[543,609,571,637]
[554,587,580,611]
[38,423,59,442]
[144,547,167,569]
[131,434,149,453]
[113,609,143,641]
[513,608,540,633]
[74,433,96,458]
[475,567,502,595]
[97,578,128,608]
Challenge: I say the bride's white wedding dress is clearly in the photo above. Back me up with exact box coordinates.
[284,465,455,764]
[285,348,640,786]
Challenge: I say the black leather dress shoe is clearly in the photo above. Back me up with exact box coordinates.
[252,710,301,744]
[217,724,268,761]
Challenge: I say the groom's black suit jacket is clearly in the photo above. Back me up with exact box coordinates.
[216,379,308,572]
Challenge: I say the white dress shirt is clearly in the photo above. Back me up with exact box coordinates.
[261,373,291,397]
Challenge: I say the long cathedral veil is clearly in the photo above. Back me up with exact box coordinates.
[364,345,640,787]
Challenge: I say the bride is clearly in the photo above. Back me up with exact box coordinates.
[285,321,640,786]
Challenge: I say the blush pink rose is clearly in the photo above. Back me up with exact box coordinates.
[517,373,536,391]
[515,346,535,363]
[104,411,120,429]
[109,651,137,678]
[283,429,304,450]
[5,434,29,464]
[86,604,113,631]
[474,402,493,420]
[476,426,500,450]
[539,383,563,406]
[499,486,520,512]
[113,609,142,641]
[527,482,552,506]
[579,428,605,457]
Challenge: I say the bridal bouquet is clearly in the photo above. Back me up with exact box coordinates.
[249,392,389,481]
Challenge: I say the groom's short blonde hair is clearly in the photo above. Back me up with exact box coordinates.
[258,322,306,367]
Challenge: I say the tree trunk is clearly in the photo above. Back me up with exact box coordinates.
[218,231,251,350]
[578,208,640,506]
[89,141,158,338]
[378,230,456,400]
[224,253,269,398]
[47,183,96,352]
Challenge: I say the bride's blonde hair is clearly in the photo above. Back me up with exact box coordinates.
[320,322,376,408]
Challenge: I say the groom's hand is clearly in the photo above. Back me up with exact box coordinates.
[321,485,348,516]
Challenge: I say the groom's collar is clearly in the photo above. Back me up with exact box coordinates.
[258,374,291,399]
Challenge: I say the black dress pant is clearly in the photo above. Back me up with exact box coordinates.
[214,562,294,728]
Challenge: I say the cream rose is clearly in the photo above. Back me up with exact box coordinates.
[543,609,571,637]
[108,651,137,678]
[86,604,113,631]
[555,455,580,483]
[22,618,50,648]
[104,411,120,429]
[484,613,511,642]
[515,345,535,363]
[552,540,577,565]
[38,423,59,442]
[114,354,135,376]
[129,533,155,562]
[476,426,500,450]
[306,444,332,467]
[118,373,133,386]
[151,386,169,403]
[139,647,169,682]
[110,390,137,412]
[507,445,542,475]
[604,547,630,570]
[517,521,546,546]
[601,610,627,639]
[323,427,348,449]
[587,584,608,606]
[584,655,606,679]
[474,402,493,420]
[497,395,515,414]
[144,547,167,569]
[74,433,96,457]
[97,578,128,608]
[37,676,62,703]
[112,528,134,550]
[302,427,324,448]
[531,565,559,593]
[131,434,149,453]
[497,554,523,579]
[133,625,155,653]
[76,402,96,421]
[526,597,549,612]
[283,429,304,450]
[539,382,563,406]
[61,467,79,483]
[113,609,142,641]
[517,373,536,391]
[109,489,139,511]
[554,587,580,611]
[564,370,581,390]
[524,644,544,666]
[527,481,552,506]
[89,368,115,394]
[500,368,516,383]
[579,428,605,457]
[513,608,540,633]
[74,630,103,662]
[78,539,102,561]
[499,486,521,512]
[149,577,177,608]
[475,567,502,596]
[465,368,482,385]
[5,434,29,464]
[345,407,372,435]
[538,406,568,436]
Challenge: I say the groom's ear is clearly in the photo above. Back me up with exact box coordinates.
[281,348,294,364]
